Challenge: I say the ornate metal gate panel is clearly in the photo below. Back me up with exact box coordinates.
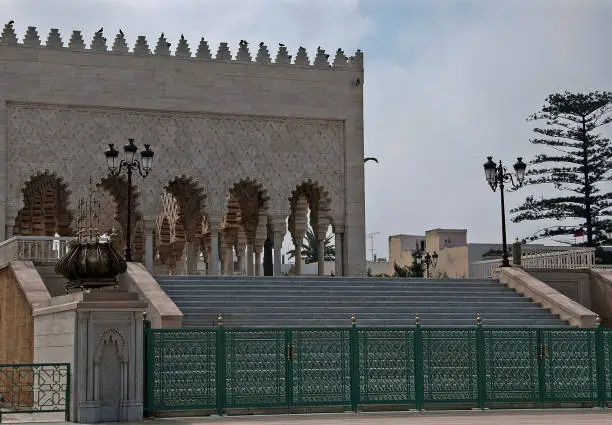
[291,329,351,406]
[358,329,416,405]
[540,329,598,402]
[146,329,217,412]
[421,329,478,404]
[482,329,539,403]
[224,329,287,408]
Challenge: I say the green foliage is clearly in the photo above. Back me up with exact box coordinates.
[511,91,612,246]
[287,226,335,264]
[393,249,424,278]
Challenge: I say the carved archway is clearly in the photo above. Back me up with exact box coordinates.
[97,175,144,261]
[14,171,73,236]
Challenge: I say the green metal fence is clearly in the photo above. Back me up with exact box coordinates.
[144,321,612,415]
[0,363,70,422]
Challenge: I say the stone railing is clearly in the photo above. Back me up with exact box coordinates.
[0,236,73,267]
[469,248,596,279]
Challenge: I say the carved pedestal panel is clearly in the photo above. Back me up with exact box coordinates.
[33,290,147,423]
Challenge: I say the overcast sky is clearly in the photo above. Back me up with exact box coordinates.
[3,0,612,260]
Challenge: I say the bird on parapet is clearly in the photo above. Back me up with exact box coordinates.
[96,27,103,34]
[119,29,123,36]
[279,43,285,47]
[8,20,14,25]
[259,42,264,46]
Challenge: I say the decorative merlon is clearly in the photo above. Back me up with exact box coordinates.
[68,30,85,50]
[112,30,129,53]
[154,32,170,56]
[216,42,231,61]
[256,42,271,65]
[46,29,62,49]
[90,29,107,52]
[196,38,212,60]
[0,20,17,45]
[0,24,364,71]
[236,40,251,62]
[134,36,150,55]
[23,26,40,47]
[175,34,191,59]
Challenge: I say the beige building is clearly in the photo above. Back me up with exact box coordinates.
[0,23,366,276]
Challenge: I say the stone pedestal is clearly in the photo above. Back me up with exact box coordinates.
[33,290,147,423]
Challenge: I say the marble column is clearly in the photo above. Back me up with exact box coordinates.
[317,238,325,276]
[292,237,303,276]
[273,232,283,276]
[334,231,344,277]
[246,244,254,276]
[208,219,220,275]
[142,217,157,273]
[254,246,262,276]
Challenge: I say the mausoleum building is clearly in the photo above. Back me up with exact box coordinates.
[0,22,366,276]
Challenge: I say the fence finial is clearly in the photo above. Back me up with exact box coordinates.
[476,312,482,325]
[596,315,601,327]
[415,313,420,326]
[217,313,223,327]
[351,313,357,326]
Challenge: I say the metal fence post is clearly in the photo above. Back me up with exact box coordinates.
[475,313,486,409]
[65,363,71,421]
[595,317,606,408]
[216,314,226,416]
[350,313,360,412]
[144,325,154,416]
[414,314,424,411]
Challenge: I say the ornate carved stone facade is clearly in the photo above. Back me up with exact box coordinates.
[0,23,366,276]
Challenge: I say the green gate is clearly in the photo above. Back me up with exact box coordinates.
[144,323,612,415]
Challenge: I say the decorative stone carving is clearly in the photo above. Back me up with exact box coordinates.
[215,42,232,61]
[133,36,150,55]
[68,31,86,50]
[6,103,345,224]
[196,37,212,60]
[256,42,271,65]
[294,46,310,66]
[236,40,251,62]
[154,33,171,56]
[175,35,191,58]
[112,30,129,53]
[314,47,330,69]
[275,44,291,65]
[0,21,18,45]
[46,29,63,49]
[332,48,348,69]
[90,30,107,52]
[23,26,41,47]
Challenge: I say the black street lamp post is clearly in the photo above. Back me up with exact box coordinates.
[418,250,438,278]
[104,139,154,262]
[483,156,527,267]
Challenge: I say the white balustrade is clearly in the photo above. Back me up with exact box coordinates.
[469,248,596,278]
[0,235,74,266]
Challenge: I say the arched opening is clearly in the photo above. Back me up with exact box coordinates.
[97,175,144,262]
[287,181,336,276]
[218,179,270,276]
[156,176,206,275]
[14,172,73,236]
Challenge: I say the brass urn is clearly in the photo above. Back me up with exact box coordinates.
[55,181,127,291]
[55,234,127,291]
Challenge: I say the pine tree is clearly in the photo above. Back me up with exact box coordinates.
[511,91,612,246]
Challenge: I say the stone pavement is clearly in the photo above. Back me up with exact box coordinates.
[153,410,612,424]
[5,410,612,424]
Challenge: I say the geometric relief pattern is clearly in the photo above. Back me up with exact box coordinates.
[292,330,351,405]
[359,330,415,403]
[7,102,345,222]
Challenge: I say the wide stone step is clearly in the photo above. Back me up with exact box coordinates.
[161,287,517,295]
[171,299,538,306]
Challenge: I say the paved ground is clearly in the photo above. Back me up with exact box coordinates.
[153,410,612,424]
[9,410,612,425]
[5,410,612,424]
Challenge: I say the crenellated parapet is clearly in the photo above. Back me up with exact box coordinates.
[0,22,364,71]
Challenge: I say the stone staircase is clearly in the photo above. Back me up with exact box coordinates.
[155,276,570,328]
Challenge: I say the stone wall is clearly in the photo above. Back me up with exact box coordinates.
[0,264,33,363]
[526,269,592,310]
